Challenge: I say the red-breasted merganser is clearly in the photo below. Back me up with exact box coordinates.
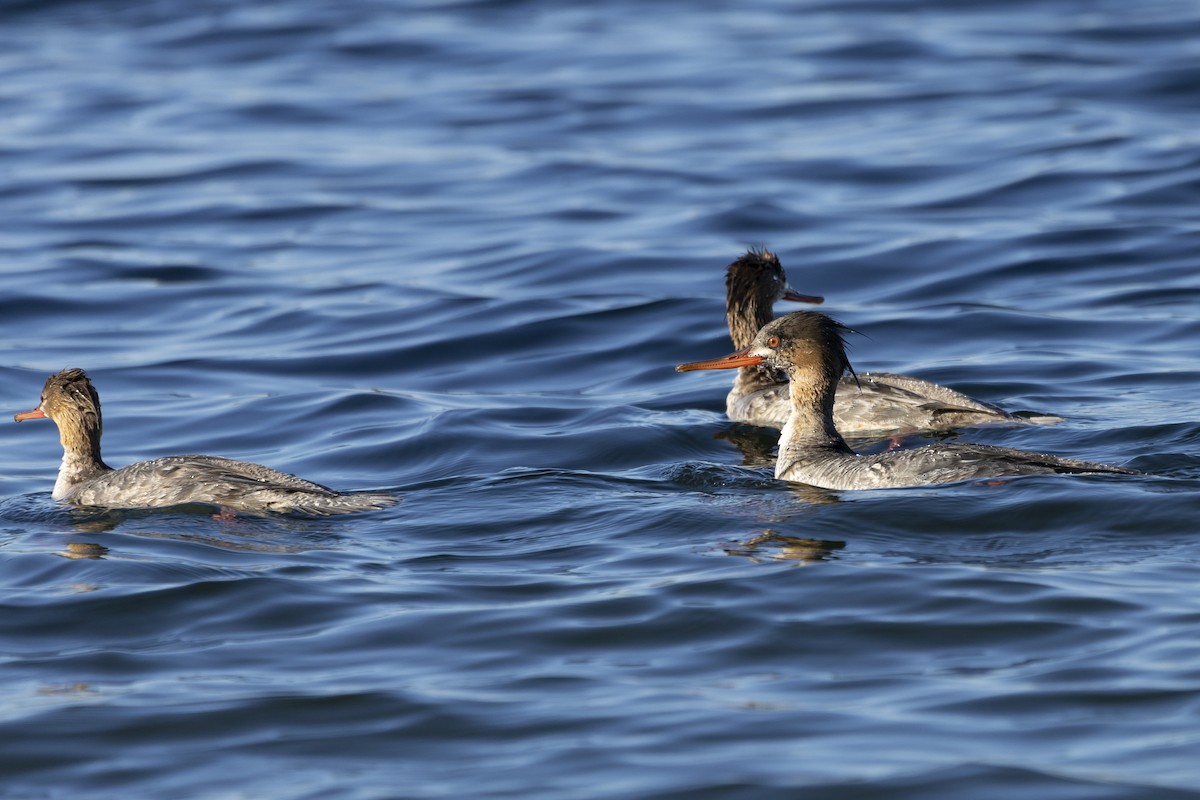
[724,248,1062,433]
[14,368,396,515]
[678,312,1136,489]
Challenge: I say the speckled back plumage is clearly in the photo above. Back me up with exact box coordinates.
[778,438,1137,490]
[65,455,396,516]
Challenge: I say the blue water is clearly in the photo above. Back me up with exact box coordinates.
[2,1,1200,797]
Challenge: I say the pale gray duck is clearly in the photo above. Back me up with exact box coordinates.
[723,247,1062,434]
[15,368,396,516]
[679,311,1136,489]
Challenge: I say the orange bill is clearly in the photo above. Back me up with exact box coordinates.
[676,348,764,372]
[14,407,47,422]
[783,289,823,304]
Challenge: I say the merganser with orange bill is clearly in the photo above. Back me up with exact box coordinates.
[723,247,1062,433]
[14,368,396,515]
[678,311,1136,489]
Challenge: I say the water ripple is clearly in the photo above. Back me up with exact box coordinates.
[2,1,1200,798]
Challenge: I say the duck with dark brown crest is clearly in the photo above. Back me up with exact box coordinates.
[680,312,1137,489]
[15,368,396,516]
[722,247,1063,434]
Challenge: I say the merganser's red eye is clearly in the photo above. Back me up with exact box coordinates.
[767,336,780,348]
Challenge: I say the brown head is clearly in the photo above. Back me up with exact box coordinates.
[15,368,105,460]
[724,247,823,349]
[678,311,853,383]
